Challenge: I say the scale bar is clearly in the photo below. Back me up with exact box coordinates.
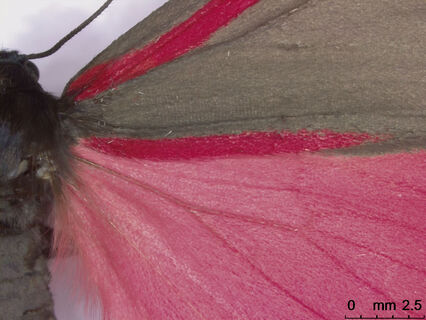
[345,316,425,320]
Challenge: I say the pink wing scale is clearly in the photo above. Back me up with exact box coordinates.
[53,138,426,319]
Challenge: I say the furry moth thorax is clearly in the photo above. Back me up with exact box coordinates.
[0,50,72,232]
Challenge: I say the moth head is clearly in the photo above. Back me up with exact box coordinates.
[0,50,40,94]
[0,50,64,184]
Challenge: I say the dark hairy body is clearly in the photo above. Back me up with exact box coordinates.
[0,50,75,320]
[0,50,73,234]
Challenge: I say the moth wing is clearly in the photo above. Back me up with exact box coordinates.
[54,1,426,319]
[66,0,424,147]
[53,143,425,320]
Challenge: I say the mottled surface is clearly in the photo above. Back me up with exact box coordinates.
[0,229,54,320]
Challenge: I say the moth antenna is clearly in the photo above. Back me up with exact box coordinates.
[25,0,114,60]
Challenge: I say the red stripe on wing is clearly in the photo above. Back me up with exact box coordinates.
[68,0,260,101]
[84,130,381,160]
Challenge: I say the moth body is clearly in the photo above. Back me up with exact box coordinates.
[0,50,72,233]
